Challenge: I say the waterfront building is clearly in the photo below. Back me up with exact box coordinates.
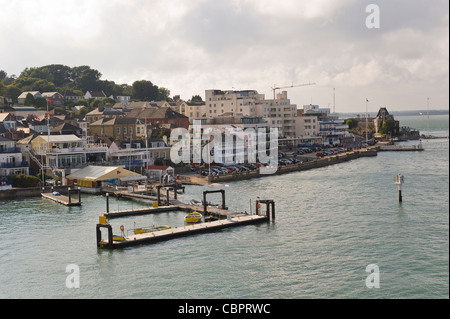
[205,89,262,118]
[66,165,144,189]
[0,136,29,177]
[203,89,299,139]
[89,117,145,142]
[29,134,108,170]
[300,104,350,145]
[373,107,400,136]
[107,138,171,169]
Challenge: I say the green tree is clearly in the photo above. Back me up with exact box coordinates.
[74,68,103,92]
[34,97,47,108]
[11,174,41,188]
[24,93,35,106]
[158,87,171,101]
[191,95,203,103]
[345,118,358,130]
[132,80,159,101]
[5,85,21,103]
[44,64,73,87]
[379,118,397,136]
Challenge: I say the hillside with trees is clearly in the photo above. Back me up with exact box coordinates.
[0,64,172,110]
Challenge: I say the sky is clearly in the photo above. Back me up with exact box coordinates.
[0,0,448,113]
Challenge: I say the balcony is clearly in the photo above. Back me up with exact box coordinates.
[0,147,21,153]
[1,161,29,168]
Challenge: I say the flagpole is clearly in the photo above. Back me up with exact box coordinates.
[365,98,368,143]
[47,98,50,167]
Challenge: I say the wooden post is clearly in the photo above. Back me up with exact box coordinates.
[96,224,113,249]
[221,190,226,209]
[166,188,170,206]
[157,185,161,206]
[68,187,71,205]
[271,201,275,220]
[106,193,109,213]
[78,188,81,204]
[203,191,208,216]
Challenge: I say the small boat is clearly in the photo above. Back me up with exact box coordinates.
[184,212,202,223]
[134,225,171,235]
[190,199,202,206]
[204,215,219,222]
[52,191,61,196]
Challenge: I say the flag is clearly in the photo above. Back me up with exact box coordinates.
[46,98,51,103]
[35,116,40,121]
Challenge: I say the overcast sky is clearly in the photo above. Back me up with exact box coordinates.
[0,0,448,112]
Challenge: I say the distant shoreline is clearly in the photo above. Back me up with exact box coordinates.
[338,110,449,118]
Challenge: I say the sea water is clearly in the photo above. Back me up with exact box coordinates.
[0,115,448,299]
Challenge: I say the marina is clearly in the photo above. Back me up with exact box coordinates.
[97,213,270,249]
[98,188,275,249]
[0,115,448,299]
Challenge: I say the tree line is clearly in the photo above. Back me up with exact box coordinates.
[0,64,173,105]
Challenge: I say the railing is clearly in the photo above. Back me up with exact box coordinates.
[0,147,21,153]
[1,161,29,168]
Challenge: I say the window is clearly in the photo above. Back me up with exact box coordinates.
[124,127,127,135]
[117,127,120,134]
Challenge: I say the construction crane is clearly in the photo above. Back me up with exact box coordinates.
[271,82,316,100]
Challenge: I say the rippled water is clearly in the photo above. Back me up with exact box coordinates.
[0,115,448,299]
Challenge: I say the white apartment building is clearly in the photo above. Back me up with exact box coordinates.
[205,89,263,118]
[301,104,349,145]
[201,89,300,138]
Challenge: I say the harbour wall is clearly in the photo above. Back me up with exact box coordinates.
[0,186,72,201]
[207,148,378,183]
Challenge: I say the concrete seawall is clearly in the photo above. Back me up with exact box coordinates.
[207,148,378,183]
[0,186,73,201]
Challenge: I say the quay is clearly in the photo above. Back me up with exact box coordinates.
[97,190,275,249]
[97,214,269,249]
[41,188,81,206]
[378,144,424,152]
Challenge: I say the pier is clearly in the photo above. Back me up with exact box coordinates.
[97,214,269,249]
[97,190,275,249]
[378,144,424,152]
[41,188,81,206]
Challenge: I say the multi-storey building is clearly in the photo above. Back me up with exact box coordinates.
[0,136,29,177]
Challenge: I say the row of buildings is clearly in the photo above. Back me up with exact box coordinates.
[180,89,350,146]
[1,87,356,185]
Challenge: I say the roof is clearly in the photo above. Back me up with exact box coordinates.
[41,92,63,97]
[128,107,187,119]
[35,134,81,143]
[86,91,106,98]
[67,165,142,181]
[18,91,41,99]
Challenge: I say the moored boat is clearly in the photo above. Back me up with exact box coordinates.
[133,225,171,235]
[184,212,202,223]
